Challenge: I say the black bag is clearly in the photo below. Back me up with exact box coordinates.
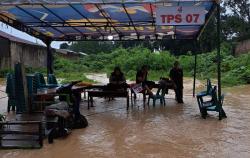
[73,114,88,129]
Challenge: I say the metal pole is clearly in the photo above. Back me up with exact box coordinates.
[46,40,53,77]
[216,3,222,103]
[193,41,197,97]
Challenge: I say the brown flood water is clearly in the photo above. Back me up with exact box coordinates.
[0,77,250,158]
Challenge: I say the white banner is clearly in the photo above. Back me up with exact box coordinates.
[132,83,143,93]
[156,6,206,25]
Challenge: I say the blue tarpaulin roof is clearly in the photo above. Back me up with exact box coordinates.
[0,0,218,41]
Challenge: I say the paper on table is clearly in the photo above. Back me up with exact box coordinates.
[132,83,143,93]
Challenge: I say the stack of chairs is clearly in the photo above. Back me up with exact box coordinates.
[34,73,58,89]
[14,63,28,113]
[196,79,213,99]
[48,74,60,87]
[196,79,227,120]
[34,73,47,89]
[6,73,16,112]
[32,73,60,112]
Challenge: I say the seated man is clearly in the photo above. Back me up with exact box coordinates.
[108,66,127,91]
[136,65,154,96]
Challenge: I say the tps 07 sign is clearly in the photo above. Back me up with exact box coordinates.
[156,6,206,25]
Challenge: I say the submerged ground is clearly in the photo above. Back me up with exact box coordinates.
[0,75,250,158]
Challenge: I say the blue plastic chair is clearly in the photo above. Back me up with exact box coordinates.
[197,79,213,98]
[148,87,166,106]
[197,86,227,120]
[34,73,47,89]
[34,73,58,89]
[48,74,59,87]
[48,74,58,85]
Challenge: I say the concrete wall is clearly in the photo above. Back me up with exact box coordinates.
[235,39,250,56]
[10,42,47,69]
[0,39,47,70]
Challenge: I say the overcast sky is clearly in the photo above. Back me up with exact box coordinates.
[0,22,64,49]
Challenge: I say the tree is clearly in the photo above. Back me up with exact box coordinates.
[69,41,115,54]
[224,0,250,22]
[224,0,250,40]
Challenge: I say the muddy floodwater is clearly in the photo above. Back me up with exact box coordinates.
[0,76,250,158]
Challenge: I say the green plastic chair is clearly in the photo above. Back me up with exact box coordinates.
[34,72,47,89]
[6,73,16,112]
[148,87,166,106]
[34,73,58,89]
[197,86,227,120]
[197,79,213,98]
[48,74,59,87]
[48,74,58,85]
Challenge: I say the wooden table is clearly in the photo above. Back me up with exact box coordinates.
[72,84,106,99]
[72,84,106,91]
[87,89,129,110]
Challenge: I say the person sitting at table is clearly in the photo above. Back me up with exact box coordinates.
[136,65,154,96]
[108,66,127,91]
[109,66,126,85]
[169,61,184,103]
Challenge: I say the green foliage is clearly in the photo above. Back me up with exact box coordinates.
[53,55,93,83]
[69,41,116,54]
[25,67,46,74]
[224,0,250,41]
[56,71,92,84]
[89,46,176,80]
[52,43,250,87]
[70,46,250,87]
[0,69,13,78]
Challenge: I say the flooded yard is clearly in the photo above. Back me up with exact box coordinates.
[0,75,250,158]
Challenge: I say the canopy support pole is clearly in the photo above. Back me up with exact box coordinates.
[216,3,222,103]
[193,41,198,97]
[46,40,53,77]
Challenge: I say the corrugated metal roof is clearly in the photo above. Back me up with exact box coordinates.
[0,30,45,47]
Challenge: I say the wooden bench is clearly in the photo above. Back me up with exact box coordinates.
[87,90,129,110]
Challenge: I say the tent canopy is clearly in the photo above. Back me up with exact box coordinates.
[0,0,218,41]
[0,1,224,110]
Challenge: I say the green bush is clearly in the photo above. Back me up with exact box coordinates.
[52,45,250,87]
[25,67,46,74]
[0,69,13,78]
[53,55,93,83]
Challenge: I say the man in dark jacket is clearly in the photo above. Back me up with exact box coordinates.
[170,61,184,103]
